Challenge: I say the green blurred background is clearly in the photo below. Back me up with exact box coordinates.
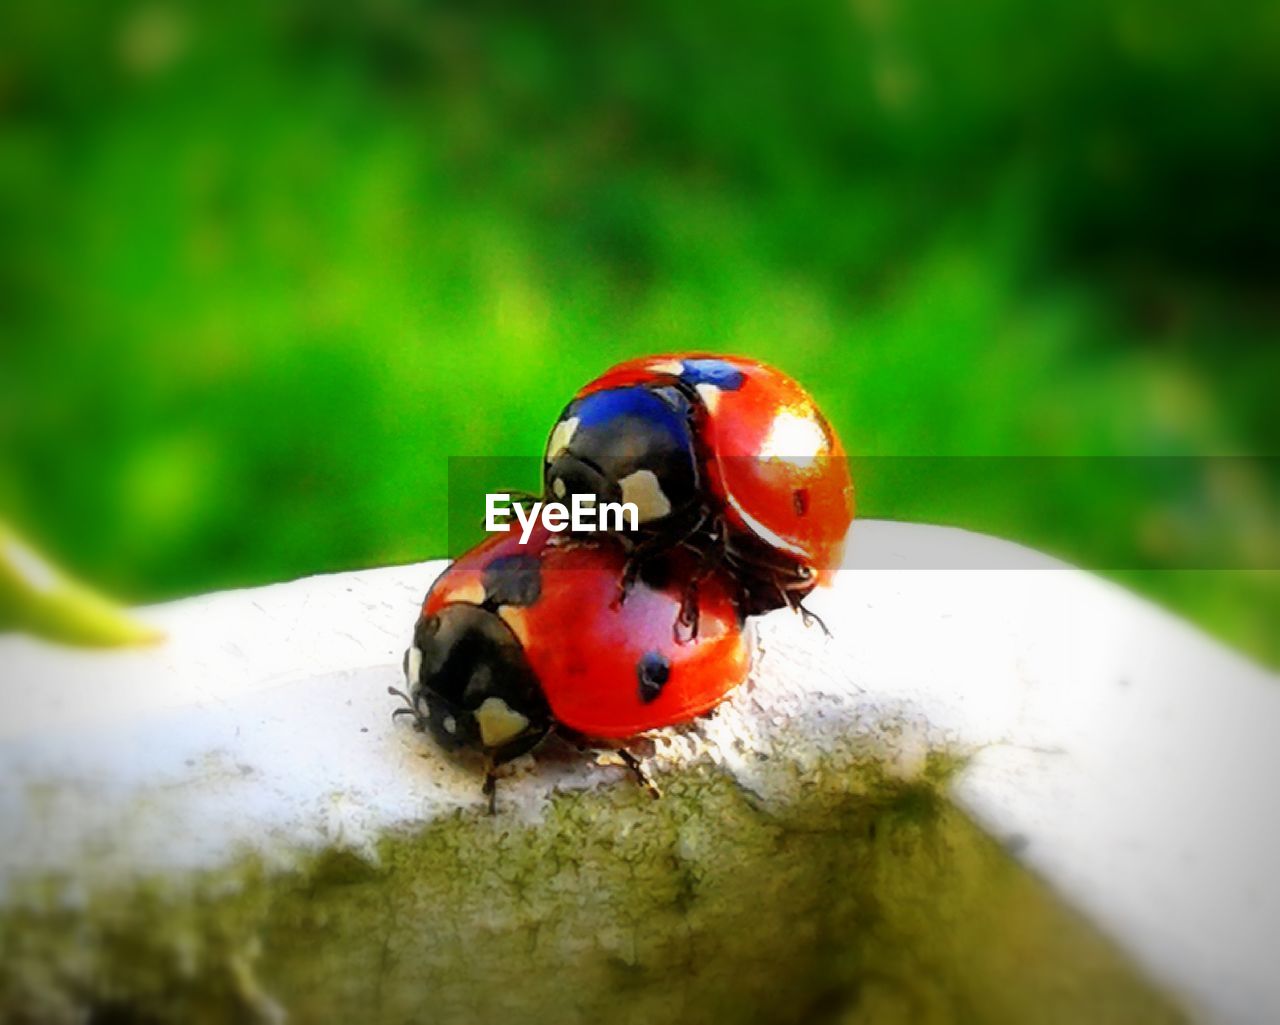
[1,1,1277,661]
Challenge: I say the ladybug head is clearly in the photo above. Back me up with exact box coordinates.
[397,603,551,759]
[544,386,701,528]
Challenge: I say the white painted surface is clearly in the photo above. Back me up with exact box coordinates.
[0,521,1276,1022]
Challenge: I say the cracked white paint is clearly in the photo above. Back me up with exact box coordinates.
[0,521,1277,1022]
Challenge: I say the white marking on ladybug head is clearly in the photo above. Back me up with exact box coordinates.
[450,580,485,606]
[405,645,423,688]
[552,477,566,499]
[497,605,529,645]
[695,382,722,414]
[618,469,672,523]
[757,409,828,469]
[475,697,530,747]
[442,714,458,735]
[545,416,581,462]
[650,359,684,376]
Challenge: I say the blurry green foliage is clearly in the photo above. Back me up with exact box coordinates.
[0,1,1276,660]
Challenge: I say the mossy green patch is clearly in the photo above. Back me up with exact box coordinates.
[0,762,1184,1024]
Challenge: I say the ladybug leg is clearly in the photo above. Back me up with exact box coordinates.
[790,593,833,637]
[675,579,701,643]
[615,553,644,607]
[619,504,719,611]
[563,733,662,799]
[674,513,729,642]
[482,765,499,816]
[615,532,677,607]
[482,726,553,813]
[618,749,662,800]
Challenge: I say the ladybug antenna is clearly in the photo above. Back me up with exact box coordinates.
[474,489,539,533]
[506,489,541,507]
[387,685,423,724]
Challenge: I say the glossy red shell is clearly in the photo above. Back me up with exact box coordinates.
[577,353,855,572]
[423,528,749,739]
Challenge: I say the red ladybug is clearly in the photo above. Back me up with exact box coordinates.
[544,354,854,615]
[390,526,750,810]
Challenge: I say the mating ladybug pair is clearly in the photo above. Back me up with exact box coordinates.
[390,354,854,810]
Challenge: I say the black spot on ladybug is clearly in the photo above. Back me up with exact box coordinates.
[793,488,810,516]
[680,358,745,391]
[636,651,671,703]
[483,554,542,607]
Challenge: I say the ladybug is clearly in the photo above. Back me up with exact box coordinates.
[389,526,750,811]
[544,354,854,616]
